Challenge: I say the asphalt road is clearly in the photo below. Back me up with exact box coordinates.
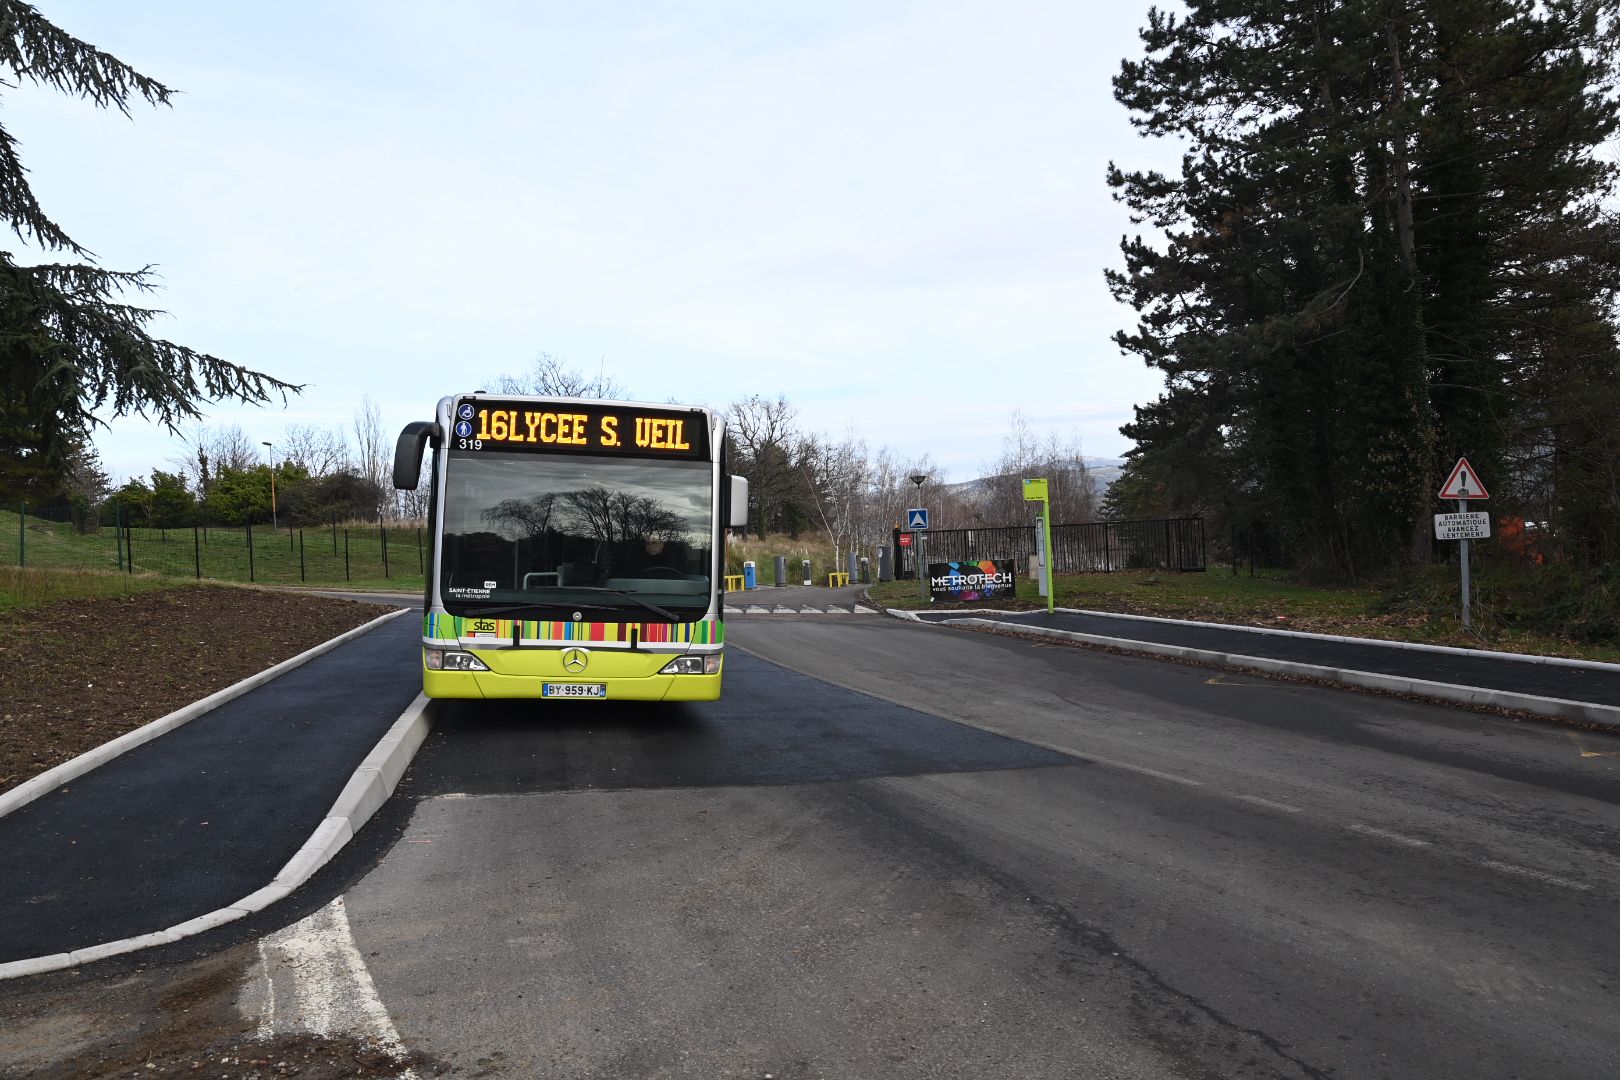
[259,614,1620,1079]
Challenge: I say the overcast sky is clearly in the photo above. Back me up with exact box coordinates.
[11,1,1177,484]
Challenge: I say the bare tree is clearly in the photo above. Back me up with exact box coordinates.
[170,423,261,492]
[725,394,802,536]
[279,423,350,477]
[493,353,628,399]
[976,410,1095,525]
[798,432,871,570]
[353,396,389,521]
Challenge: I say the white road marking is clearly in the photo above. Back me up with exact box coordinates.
[1480,860,1592,893]
[1347,823,1430,847]
[1233,793,1303,814]
[253,897,416,1075]
[1092,758,1204,787]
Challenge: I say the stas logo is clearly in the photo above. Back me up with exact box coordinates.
[454,399,709,459]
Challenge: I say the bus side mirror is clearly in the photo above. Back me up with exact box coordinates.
[728,475,749,529]
[393,421,441,490]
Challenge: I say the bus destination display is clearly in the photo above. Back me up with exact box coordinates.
[450,399,709,459]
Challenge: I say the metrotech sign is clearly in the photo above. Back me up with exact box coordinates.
[927,559,1016,603]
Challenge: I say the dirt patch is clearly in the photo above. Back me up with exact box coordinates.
[0,587,396,795]
[0,946,446,1079]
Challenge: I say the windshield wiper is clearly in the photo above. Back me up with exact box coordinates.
[454,603,552,618]
[454,590,681,623]
[544,586,681,622]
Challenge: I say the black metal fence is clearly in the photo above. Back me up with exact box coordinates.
[4,502,425,586]
[898,517,1207,576]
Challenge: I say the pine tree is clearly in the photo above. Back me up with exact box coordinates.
[0,2,298,491]
[1108,0,1620,576]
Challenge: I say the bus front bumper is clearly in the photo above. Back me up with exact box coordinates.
[423,646,723,702]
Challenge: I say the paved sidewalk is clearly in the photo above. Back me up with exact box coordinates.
[0,613,421,964]
[916,608,1620,708]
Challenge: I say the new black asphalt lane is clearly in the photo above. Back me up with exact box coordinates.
[918,607,1620,706]
[0,609,420,965]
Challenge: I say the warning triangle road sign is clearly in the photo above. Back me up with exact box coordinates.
[1439,457,1489,500]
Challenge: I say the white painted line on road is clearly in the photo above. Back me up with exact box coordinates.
[1347,823,1430,847]
[1097,759,1204,787]
[252,897,417,1075]
[1233,793,1303,814]
[1479,860,1592,893]
[0,606,411,823]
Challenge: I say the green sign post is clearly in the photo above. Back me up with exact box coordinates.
[1023,477,1054,615]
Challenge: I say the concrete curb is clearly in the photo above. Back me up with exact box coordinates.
[0,607,410,823]
[0,692,435,981]
[909,604,1620,674]
[1046,606,1620,673]
[943,618,1620,734]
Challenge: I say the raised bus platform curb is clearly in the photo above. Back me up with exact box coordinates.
[0,692,434,981]
[0,607,410,824]
[939,616,1620,734]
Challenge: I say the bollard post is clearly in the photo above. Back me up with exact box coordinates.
[801,558,811,586]
[774,555,786,588]
[860,556,870,584]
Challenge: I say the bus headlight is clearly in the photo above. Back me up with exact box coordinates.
[424,648,489,671]
[659,653,721,675]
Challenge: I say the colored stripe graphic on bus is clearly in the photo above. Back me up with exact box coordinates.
[428,614,722,645]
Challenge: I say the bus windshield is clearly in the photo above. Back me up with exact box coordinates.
[438,451,714,620]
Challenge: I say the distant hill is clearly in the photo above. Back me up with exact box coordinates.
[943,457,1125,500]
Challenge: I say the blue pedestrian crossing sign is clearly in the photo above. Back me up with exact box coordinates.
[906,508,929,530]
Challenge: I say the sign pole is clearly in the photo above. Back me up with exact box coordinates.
[1022,477,1054,615]
[1041,495,1054,615]
[1458,497,1470,631]
[918,530,928,603]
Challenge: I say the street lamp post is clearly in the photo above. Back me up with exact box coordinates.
[261,441,278,532]
[909,473,927,600]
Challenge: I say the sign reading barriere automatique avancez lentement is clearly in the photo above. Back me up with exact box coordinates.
[928,560,1016,603]
[449,398,710,460]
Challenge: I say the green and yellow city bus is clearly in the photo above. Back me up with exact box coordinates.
[393,394,748,701]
